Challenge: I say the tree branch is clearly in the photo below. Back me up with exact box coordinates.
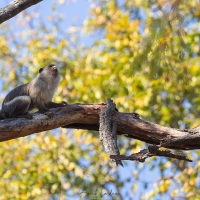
[0,0,43,24]
[0,103,200,152]
[110,145,192,162]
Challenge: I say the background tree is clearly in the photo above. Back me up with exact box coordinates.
[0,0,200,199]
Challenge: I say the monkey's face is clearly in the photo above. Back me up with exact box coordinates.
[39,64,59,78]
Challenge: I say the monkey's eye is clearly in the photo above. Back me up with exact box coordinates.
[48,64,55,68]
[39,68,43,73]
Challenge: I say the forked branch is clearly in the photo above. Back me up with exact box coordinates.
[0,103,199,162]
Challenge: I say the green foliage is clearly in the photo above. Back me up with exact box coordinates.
[0,131,123,199]
[0,0,200,199]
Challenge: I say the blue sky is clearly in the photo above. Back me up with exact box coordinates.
[0,1,90,32]
[0,0,95,46]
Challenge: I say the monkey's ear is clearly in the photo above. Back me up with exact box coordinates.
[39,68,43,73]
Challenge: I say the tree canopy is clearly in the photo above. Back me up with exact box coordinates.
[0,0,200,199]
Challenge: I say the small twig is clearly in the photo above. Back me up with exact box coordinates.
[148,145,192,162]
[110,145,192,163]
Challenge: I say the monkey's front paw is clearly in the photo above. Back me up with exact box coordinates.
[61,101,68,106]
[44,111,54,118]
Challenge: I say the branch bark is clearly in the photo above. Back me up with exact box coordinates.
[0,0,43,24]
[0,103,200,151]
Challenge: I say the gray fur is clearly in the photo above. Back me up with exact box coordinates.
[0,65,61,118]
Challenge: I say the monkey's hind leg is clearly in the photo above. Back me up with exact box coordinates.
[1,96,32,118]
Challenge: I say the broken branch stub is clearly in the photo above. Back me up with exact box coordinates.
[99,98,123,166]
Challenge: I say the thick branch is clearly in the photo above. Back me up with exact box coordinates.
[0,104,200,151]
[0,0,43,24]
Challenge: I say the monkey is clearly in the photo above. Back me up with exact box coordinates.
[0,64,67,119]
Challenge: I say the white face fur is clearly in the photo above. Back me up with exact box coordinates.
[31,64,61,102]
[40,65,60,83]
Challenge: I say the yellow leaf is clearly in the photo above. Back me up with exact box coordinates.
[159,180,171,193]
[3,170,12,179]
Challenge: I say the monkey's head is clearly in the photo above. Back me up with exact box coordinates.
[38,64,61,86]
[39,64,60,78]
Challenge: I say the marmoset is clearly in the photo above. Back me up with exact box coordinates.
[0,64,67,119]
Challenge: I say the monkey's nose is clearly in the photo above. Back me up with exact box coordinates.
[52,66,58,71]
